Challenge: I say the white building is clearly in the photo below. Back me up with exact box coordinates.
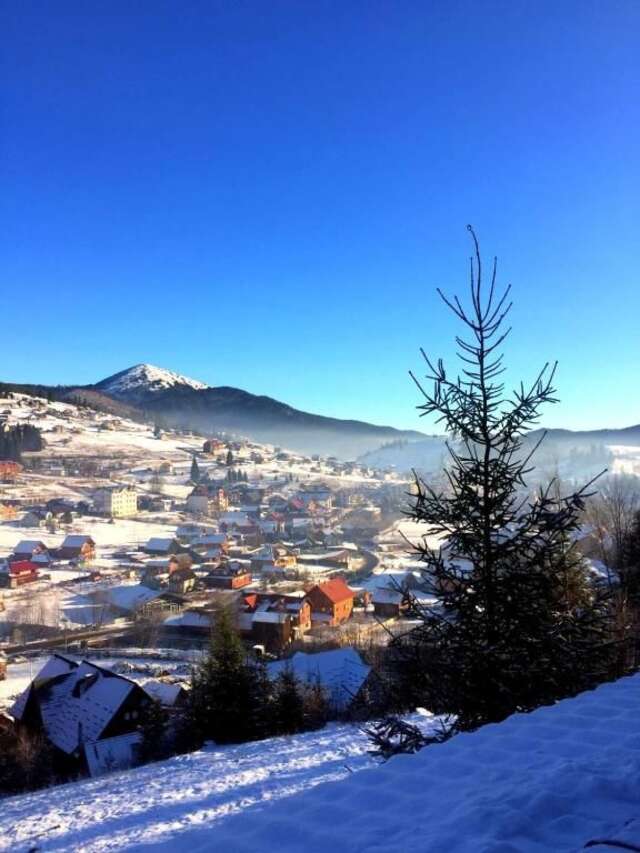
[94,486,138,518]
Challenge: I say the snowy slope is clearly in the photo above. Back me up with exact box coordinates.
[0,720,409,852]
[205,674,640,853]
[95,364,209,400]
[4,675,640,852]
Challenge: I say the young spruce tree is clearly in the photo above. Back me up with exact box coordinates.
[187,607,268,745]
[389,226,614,732]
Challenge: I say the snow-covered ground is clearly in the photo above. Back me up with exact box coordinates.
[3,675,640,852]
[0,720,404,853]
[0,517,179,554]
[0,657,43,710]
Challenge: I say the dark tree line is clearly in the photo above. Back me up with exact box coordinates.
[226,468,248,483]
[375,228,624,748]
[0,424,44,461]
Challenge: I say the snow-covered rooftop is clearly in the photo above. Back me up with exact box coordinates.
[267,648,371,711]
[98,584,160,611]
[140,679,186,707]
[164,611,212,629]
[10,655,139,755]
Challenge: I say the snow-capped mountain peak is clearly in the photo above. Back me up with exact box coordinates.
[96,363,210,401]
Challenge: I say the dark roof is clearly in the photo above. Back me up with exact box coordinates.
[11,655,142,755]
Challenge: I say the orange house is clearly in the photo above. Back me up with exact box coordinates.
[306,578,355,627]
[0,504,18,521]
[0,461,22,483]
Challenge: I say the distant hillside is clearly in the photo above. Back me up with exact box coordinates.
[113,383,427,459]
[0,381,142,421]
[529,424,640,446]
[357,424,640,477]
[358,437,447,473]
[6,365,637,463]
[2,365,427,460]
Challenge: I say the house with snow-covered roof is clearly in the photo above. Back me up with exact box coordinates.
[163,609,214,637]
[58,534,96,561]
[267,648,371,712]
[91,583,161,616]
[176,522,217,542]
[9,654,151,777]
[240,591,311,651]
[249,542,298,573]
[371,585,407,618]
[143,537,182,556]
[13,539,51,561]
[140,679,188,708]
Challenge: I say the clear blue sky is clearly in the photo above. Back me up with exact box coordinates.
[2,1,639,432]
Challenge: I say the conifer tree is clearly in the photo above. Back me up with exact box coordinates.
[138,698,169,763]
[190,455,200,483]
[617,508,640,606]
[388,226,615,732]
[302,676,330,731]
[272,668,305,735]
[188,607,267,745]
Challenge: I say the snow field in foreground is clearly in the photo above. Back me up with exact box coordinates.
[0,720,401,852]
[5,677,640,852]
[206,674,640,853]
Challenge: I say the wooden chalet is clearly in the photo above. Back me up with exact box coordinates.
[205,561,253,590]
[58,535,96,562]
[143,537,183,556]
[168,566,196,594]
[306,578,355,626]
[9,654,151,777]
[240,592,311,653]
[372,586,408,619]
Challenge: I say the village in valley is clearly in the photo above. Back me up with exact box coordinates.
[0,384,437,777]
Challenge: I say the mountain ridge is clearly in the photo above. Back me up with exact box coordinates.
[91,365,427,458]
[95,363,210,402]
[2,365,427,459]
[3,365,638,461]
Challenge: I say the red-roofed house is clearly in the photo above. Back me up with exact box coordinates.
[0,559,39,588]
[306,578,355,626]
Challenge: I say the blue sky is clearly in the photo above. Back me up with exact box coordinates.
[2,1,639,432]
